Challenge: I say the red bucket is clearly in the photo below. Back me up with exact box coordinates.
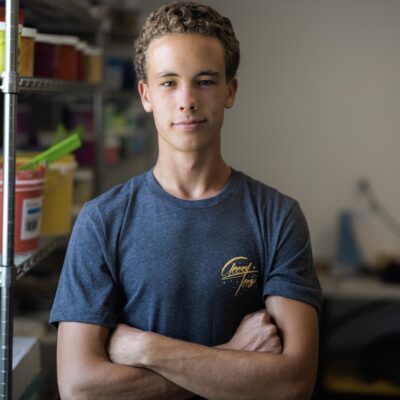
[0,167,46,254]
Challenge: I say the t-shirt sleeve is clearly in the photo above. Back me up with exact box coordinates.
[49,203,119,328]
[263,201,323,313]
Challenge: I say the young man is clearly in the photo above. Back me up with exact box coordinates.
[50,2,322,399]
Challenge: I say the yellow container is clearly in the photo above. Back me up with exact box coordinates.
[40,154,77,236]
[85,46,102,83]
[0,22,22,73]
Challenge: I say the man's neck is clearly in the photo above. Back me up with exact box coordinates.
[153,151,231,201]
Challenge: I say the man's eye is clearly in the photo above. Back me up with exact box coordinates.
[198,80,214,86]
[161,81,175,87]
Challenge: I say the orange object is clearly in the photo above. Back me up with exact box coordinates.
[0,167,46,254]
[55,35,79,80]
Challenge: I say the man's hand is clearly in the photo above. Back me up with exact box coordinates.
[222,309,282,354]
[107,324,148,367]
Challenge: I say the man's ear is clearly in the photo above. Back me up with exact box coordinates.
[138,80,153,113]
[224,78,238,109]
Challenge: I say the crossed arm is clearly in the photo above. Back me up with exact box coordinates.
[57,296,319,400]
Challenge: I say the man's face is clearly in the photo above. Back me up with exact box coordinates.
[139,33,237,154]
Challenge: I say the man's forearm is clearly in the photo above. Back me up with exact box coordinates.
[133,334,310,400]
[57,322,193,400]
[60,355,193,400]
[106,301,318,400]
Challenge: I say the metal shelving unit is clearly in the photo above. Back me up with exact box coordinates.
[0,0,107,397]
[17,77,100,93]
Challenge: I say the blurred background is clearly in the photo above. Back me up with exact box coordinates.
[1,0,399,399]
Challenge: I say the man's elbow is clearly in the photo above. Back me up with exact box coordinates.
[269,357,316,400]
[58,374,94,400]
[285,367,317,400]
[59,386,83,400]
[290,379,316,400]
[59,384,86,400]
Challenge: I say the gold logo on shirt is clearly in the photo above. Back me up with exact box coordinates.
[221,256,259,296]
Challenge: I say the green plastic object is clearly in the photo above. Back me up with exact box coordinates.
[52,123,69,146]
[18,133,82,171]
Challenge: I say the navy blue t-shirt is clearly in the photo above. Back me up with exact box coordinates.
[50,169,322,347]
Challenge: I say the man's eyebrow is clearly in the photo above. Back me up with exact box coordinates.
[156,72,179,78]
[197,70,220,78]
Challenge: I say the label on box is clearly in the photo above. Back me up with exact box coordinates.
[20,197,43,240]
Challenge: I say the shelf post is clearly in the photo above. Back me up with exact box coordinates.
[1,0,19,398]
[93,17,108,196]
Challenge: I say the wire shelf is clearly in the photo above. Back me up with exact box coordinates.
[13,236,68,280]
[16,77,100,93]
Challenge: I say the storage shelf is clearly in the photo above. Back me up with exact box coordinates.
[0,0,107,395]
[16,77,100,94]
[25,0,103,32]
[14,236,68,280]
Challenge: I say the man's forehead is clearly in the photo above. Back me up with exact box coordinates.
[146,33,225,75]
[147,32,224,55]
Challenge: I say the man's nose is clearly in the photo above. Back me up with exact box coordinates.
[178,86,197,111]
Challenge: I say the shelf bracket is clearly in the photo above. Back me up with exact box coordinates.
[0,265,16,288]
[1,71,19,94]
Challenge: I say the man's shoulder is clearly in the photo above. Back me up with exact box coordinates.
[79,171,149,220]
[236,170,298,212]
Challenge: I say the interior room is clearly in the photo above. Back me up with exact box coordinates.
[1,0,400,399]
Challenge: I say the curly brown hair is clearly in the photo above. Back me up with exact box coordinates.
[134,1,240,83]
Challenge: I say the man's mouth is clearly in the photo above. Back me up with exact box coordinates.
[173,119,207,129]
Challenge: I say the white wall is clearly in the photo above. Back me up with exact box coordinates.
[139,0,400,263]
